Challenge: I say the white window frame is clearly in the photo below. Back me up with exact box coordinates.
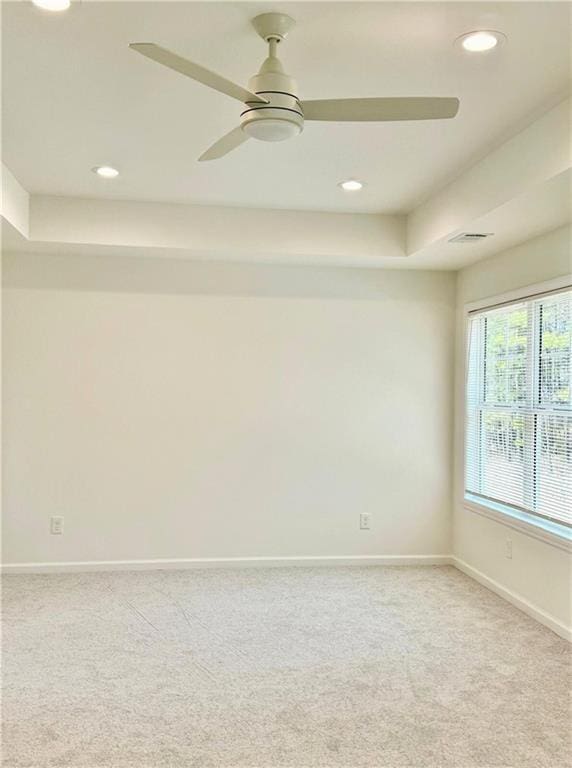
[462,275,572,553]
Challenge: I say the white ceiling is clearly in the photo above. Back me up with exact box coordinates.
[3,1,570,214]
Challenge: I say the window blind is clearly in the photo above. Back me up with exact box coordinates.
[465,288,572,528]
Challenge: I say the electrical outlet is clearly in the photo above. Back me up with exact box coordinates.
[360,513,371,530]
[505,538,512,559]
[50,516,64,535]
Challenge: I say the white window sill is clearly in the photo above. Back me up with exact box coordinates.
[463,494,572,553]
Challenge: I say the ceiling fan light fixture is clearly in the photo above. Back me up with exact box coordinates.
[458,30,505,53]
[31,0,71,10]
[242,117,302,142]
[93,165,119,179]
[339,180,363,191]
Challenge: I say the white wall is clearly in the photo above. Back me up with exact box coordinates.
[454,225,572,630]
[2,253,455,566]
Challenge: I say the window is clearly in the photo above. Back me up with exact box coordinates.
[465,287,571,530]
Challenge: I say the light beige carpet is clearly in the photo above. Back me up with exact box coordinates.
[2,565,570,768]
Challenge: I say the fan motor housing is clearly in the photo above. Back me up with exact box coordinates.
[241,70,304,142]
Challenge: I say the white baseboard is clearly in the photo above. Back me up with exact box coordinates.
[1,554,452,574]
[452,556,571,642]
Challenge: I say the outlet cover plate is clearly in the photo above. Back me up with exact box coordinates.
[360,513,371,530]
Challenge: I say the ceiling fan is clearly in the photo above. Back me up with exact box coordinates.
[130,13,460,162]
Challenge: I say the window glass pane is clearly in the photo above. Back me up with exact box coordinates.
[479,410,530,509]
[539,295,571,407]
[484,305,528,406]
[465,411,480,493]
[536,413,572,525]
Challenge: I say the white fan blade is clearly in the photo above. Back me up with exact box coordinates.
[199,126,250,161]
[301,97,460,122]
[129,43,268,106]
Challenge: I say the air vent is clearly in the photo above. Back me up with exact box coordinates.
[449,232,494,243]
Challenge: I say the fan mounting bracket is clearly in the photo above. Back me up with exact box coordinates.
[252,13,296,43]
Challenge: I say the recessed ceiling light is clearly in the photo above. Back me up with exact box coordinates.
[31,0,71,11]
[458,30,505,53]
[339,179,363,191]
[93,166,119,179]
